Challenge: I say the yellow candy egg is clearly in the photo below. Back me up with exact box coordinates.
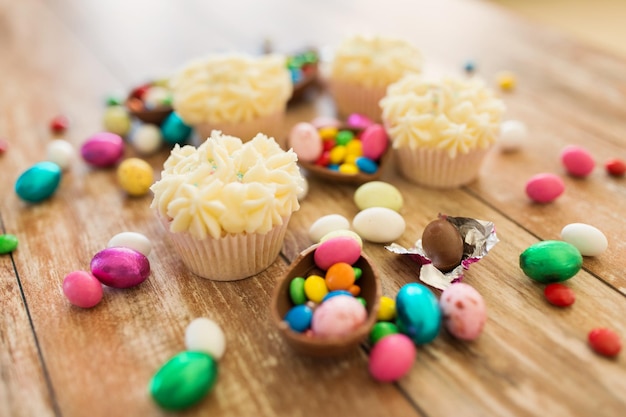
[496,71,517,91]
[345,139,363,156]
[318,126,338,140]
[338,163,358,174]
[344,154,358,165]
[303,275,328,303]
[377,296,396,321]
[103,105,131,136]
[117,158,154,196]
[329,146,347,164]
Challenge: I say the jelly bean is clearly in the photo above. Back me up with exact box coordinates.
[348,284,361,296]
[49,115,69,134]
[440,283,486,340]
[15,161,62,203]
[605,158,626,176]
[338,163,358,174]
[47,139,75,171]
[81,132,124,168]
[360,124,388,160]
[588,328,621,357]
[325,262,356,291]
[318,126,338,140]
[560,223,607,256]
[525,173,565,203]
[322,290,353,302]
[315,150,331,166]
[62,271,103,308]
[356,297,367,307]
[519,240,582,283]
[149,351,218,410]
[314,236,361,270]
[561,145,595,177]
[303,275,328,303]
[131,124,162,155]
[345,139,363,156]
[496,71,517,91]
[354,181,403,212]
[377,296,396,321]
[368,334,416,382]
[107,231,152,256]
[289,277,307,305]
[346,113,374,129]
[319,230,363,249]
[285,304,314,332]
[353,267,362,281]
[161,112,192,145]
[90,247,150,288]
[544,283,575,307]
[328,164,339,171]
[352,207,406,243]
[117,158,154,196]
[0,234,19,254]
[329,145,347,164]
[103,105,131,136]
[322,139,336,152]
[309,214,351,243]
[355,157,378,174]
[344,155,358,165]
[311,116,341,129]
[498,120,527,152]
[396,283,441,345]
[185,318,226,359]
[369,322,399,345]
[311,295,367,337]
[335,130,354,146]
[288,122,323,162]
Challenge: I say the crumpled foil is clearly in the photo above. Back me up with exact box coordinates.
[385,215,499,290]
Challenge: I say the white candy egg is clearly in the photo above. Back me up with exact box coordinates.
[47,139,75,170]
[308,214,350,242]
[352,207,405,243]
[560,223,607,256]
[107,231,152,257]
[499,120,527,152]
[185,318,226,360]
[131,124,162,155]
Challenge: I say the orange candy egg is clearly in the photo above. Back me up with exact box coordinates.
[325,262,356,291]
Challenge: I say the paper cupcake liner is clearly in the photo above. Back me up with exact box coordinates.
[329,80,387,122]
[160,216,291,281]
[395,147,491,188]
[195,110,286,147]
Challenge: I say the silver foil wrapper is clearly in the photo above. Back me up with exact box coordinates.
[385,215,498,290]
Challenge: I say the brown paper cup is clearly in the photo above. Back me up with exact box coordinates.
[194,110,286,148]
[328,80,387,122]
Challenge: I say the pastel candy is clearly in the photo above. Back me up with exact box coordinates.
[354,181,403,212]
[184,318,226,360]
[47,139,75,170]
[525,173,564,203]
[90,247,150,288]
[439,283,486,341]
[131,124,162,155]
[368,334,416,382]
[62,271,103,309]
[308,214,350,242]
[360,124,388,160]
[288,122,323,162]
[314,236,361,270]
[346,113,374,129]
[107,231,152,257]
[319,229,363,249]
[311,295,367,337]
[81,132,124,167]
[352,207,405,243]
[561,145,595,177]
[498,120,527,152]
[560,223,607,256]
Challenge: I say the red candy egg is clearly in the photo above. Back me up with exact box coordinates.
[544,283,575,307]
[588,328,621,357]
[50,115,70,134]
[605,158,626,177]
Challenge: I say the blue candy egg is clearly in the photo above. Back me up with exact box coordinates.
[396,283,441,344]
[356,156,378,174]
[161,112,192,145]
[285,304,313,333]
[15,161,62,202]
[322,290,353,302]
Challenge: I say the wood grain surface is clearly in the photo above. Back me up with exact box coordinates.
[1,0,625,416]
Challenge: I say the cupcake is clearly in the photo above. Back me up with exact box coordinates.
[151,131,304,281]
[380,74,505,188]
[170,54,292,145]
[328,35,422,122]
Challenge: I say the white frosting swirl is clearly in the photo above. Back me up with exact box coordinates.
[170,54,293,125]
[331,35,422,88]
[380,75,505,158]
[151,131,303,239]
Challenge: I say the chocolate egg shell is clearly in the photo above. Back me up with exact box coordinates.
[421,218,464,272]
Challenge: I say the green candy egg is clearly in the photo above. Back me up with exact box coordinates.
[289,277,306,305]
[149,351,218,411]
[15,161,62,203]
[369,321,399,345]
[519,240,583,283]
[0,234,18,254]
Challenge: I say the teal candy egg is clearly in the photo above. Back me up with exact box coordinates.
[519,240,583,283]
[161,112,192,145]
[15,161,62,202]
[149,351,218,411]
[396,283,441,345]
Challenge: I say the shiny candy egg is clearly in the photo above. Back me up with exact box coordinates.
[314,236,362,270]
[308,214,350,242]
[519,240,583,283]
[81,132,124,168]
[90,247,150,288]
[131,124,162,155]
[440,283,486,341]
[421,218,464,272]
[185,318,226,360]
[102,105,131,136]
[47,139,75,170]
[116,158,154,196]
[15,161,62,202]
[107,231,152,257]
[354,181,403,212]
[560,223,607,257]
[368,333,416,382]
[396,283,441,345]
[161,112,192,145]
[352,207,405,243]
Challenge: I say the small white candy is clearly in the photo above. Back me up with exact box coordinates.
[297,175,309,201]
[560,223,608,256]
[309,214,350,242]
[107,232,152,257]
[46,139,75,170]
[319,229,363,249]
[352,207,405,243]
[131,124,162,155]
[185,318,226,360]
[499,120,527,152]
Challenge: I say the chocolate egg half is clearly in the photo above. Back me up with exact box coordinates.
[422,218,464,272]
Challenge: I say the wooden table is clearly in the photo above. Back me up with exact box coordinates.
[1,0,625,416]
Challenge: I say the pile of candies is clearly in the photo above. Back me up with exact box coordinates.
[288,114,389,176]
[283,236,368,337]
[149,317,225,410]
[125,80,172,116]
[287,49,319,101]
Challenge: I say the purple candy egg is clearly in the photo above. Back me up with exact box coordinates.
[90,247,150,288]
[81,132,124,167]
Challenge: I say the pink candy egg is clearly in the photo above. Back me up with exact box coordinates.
[62,271,103,308]
[346,113,374,129]
[368,334,416,382]
[81,132,124,167]
[560,145,595,177]
[288,122,323,162]
[525,173,565,203]
[360,124,388,160]
[439,283,486,341]
[311,295,367,337]
[90,247,150,288]
[314,236,362,270]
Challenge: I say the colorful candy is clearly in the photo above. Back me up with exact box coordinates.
[116,158,154,196]
[354,181,403,212]
[311,295,367,337]
[161,112,192,145]
[369,321,399,345]
[303,275,328,303]
[0,138,8,154]
[308,214,350,242]
[184,318,226,360]
[285,304,314,332]
[90,247,150,288]
[360,124,388,160]
[325,262,356,291]
[519,240,583,283]
[131,124,162,155]
[314,236,361,270]
[421,218,464,272]
[0,234,19,254]
[368,334,416,382]
[107,231,152,257]
[498,120,527,152]
[560,223,607,257]
[561,145,595,177]
[319,229,363,248]
[544,283,575,307]
[352,207,406,243]
[496,70,517,91]
[15,161,62,203]
[49,115,69,134]
[439,283,486,341]
[605,158,626,176]
[395,283,441,345]
[102,105,132,136]
[46,139,75,171]
[62,271,103,308]
[81,132,124,167]
[289,122,323,162]
[376,296,396,321]
[289,277,307,305]
[525,173,565,203]
[588,328,621,357]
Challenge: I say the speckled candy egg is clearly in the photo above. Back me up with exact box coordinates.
[288,122,323,162]
[396,283,441,345]
[117,158,154,196]
[440,283,486,341]
[311,295,367,337]
[81,132,124,167]
[15,161,62,202]
[90,247,150,288]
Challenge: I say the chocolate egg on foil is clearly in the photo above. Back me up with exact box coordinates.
[422,218,464,272]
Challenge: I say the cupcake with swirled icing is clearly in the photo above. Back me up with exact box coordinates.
[328,35,422,122]
[151,131,304,281]
[380,74,504,188]
[170,54,292,145]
